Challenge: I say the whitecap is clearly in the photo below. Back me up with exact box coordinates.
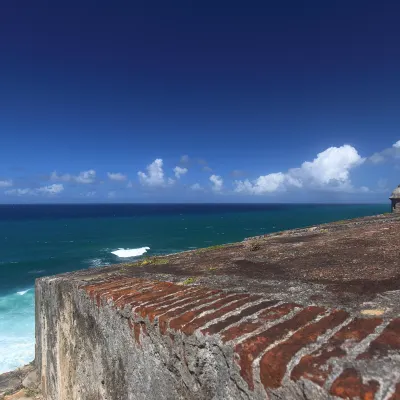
[16,289,30,296]
[111,247,150,258]
[87,258,111,268]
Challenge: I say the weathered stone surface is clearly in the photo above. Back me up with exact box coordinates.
[34,214,400,399]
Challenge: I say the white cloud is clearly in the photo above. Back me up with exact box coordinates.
[167,178,176,185]
[235,145,365,194]
[138,159,166,187]
[190,183,203,191]
[173,166,188,179]
[127,181,133,188]
[75,170,96,184]
[108,191,116,198]
[51,170,96,184]
[0,180,13,187]
[210,175,223,192]
[37,184,64,194]
[368,140,400,164]
[107,172,127,181]
[235,173,287,194]
[5,184,64,196]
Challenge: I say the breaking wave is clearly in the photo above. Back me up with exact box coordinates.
[111,247,150,258]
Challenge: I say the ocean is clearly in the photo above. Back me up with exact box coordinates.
[0,203,389,373]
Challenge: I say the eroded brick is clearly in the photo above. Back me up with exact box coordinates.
[202,300,279,336]
[128,320,141,345]
[221,302,301,343]
[182,295,261,335]
[329,368,379,400]
[389,383,400,400]
[291,317,382,387]
[114,282,181,308]
[235,306,325,390]
[169,294,249,333]
[358,318,400,360]
[140,289,218,322]
[260,310,349,389]
[158,293,231,335]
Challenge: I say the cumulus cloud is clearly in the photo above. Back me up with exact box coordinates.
[0,179,13,187]
[190,183,203,191]
[368,140,400,164]
[235,145,365,194]
[74,170,96,184]
[51,170,96,184]
[107,172,127,181]
[173,166,188,179]
[5,184,64,196]
[108,191,116,198]
[138,159,165,187]
[210,175,223,192]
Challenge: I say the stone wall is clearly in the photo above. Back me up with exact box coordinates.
[36,273,400,400]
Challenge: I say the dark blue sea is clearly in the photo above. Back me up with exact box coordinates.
[0,203,389,372]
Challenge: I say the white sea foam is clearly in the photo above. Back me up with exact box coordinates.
[111,247,150,258]
[87,258,111,268]
[0,289,35,373]
[16,289,30,296]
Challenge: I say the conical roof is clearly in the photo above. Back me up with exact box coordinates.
[390,185,400,199]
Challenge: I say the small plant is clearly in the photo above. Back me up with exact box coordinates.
[208,267,216,271]
[181,277,196,285]
[125,256,169,267]
[249,241,261,251]
[197,244,226,253]
[25,388,40,397]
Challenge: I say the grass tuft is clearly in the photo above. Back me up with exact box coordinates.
[181,277,196,285]
[126,256,169,267]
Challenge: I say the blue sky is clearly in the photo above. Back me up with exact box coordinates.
[1,0,400,203]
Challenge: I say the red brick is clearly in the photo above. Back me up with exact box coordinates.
[291,317,382,387]
[98,281,151,305]
[135,288,194,316]
[128,320,141,345]
[140,289,218,322]
[202,300,279,336]
[234,306,325,390]
[182,295,262,335]
[114,282,180,308]
[389,383,400,400]
[84,277,139,298]
[158,293,231,335]
[329,368,379,400]
[358,318,400,360]
[221,302,301,343]
[169,294,249,333]
[260,310,349,389]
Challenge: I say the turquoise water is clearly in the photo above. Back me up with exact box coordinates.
[0,203,389,372]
